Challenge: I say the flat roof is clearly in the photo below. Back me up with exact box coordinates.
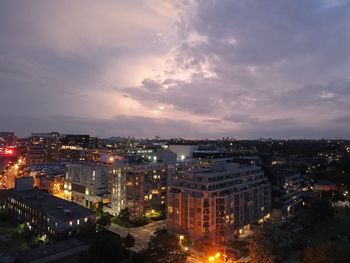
[2,189,95,220]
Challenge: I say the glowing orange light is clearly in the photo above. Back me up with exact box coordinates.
[208,252,220,262]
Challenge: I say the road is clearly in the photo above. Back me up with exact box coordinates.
[107,220,166,252]
[3,164,18,188]
[108,220,211,262]
[0,157,23,190]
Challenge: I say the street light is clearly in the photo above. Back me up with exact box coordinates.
[179,235,184,244]
[208,252,221,262]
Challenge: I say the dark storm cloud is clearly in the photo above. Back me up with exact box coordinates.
[116,0,350,138]
[0,114,226,139]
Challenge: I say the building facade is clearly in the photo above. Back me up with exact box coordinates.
[27,133,60,165]
[65,157,196,218]
[270,168,304,218]
[167,158,271,245]
[0,132,16,148]
[124,162,169,218]
[65,162,110,209]
[0,187,95,242]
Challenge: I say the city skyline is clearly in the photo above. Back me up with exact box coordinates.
[1,0,350,139]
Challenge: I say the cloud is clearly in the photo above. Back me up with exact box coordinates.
[1,0,350,138]
[0,114,234,139]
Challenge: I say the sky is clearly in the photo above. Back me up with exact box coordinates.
[1,0,350,139]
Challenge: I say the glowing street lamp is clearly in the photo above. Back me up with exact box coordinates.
[179,235,184,243]
[208,252,221,262]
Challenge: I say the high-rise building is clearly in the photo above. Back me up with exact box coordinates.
[27,133,60,165]
[59,135,98,161]
[123,162,169,218]
[0,132,16,148]
[65,160,169,217]
[167,158,271,245]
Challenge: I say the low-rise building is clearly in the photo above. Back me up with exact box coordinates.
[168,144,198,161]
[0,179,95,241]
[269,168,304,219]
[65,162,110,209]
[29,163,66,197]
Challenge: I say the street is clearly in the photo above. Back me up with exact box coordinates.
[0,157,24,190]
[107,220,166,252]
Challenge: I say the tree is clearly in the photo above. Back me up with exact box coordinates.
[309,199,334,222]
[16,223,35,239]
[118,208,131,222]
[249,237,275,263]
[95,202,104,218]
[123,233,135,248]
[297,198,334,228]
[303,242,334,263]
[249,223,292,263]
[97,212,113,227]
[79,230,129,263]
[142,231,188,263]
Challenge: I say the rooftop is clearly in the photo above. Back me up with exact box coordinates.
[2,189,95,220]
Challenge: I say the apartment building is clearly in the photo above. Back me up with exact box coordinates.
[167,158,271,245]
[65,155,196,218]
[64,162,110,209]
[124,162,169,217]
[0,132,16,147]
[27,133,60,165]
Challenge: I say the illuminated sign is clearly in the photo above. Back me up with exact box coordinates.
[4,148,14,155]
